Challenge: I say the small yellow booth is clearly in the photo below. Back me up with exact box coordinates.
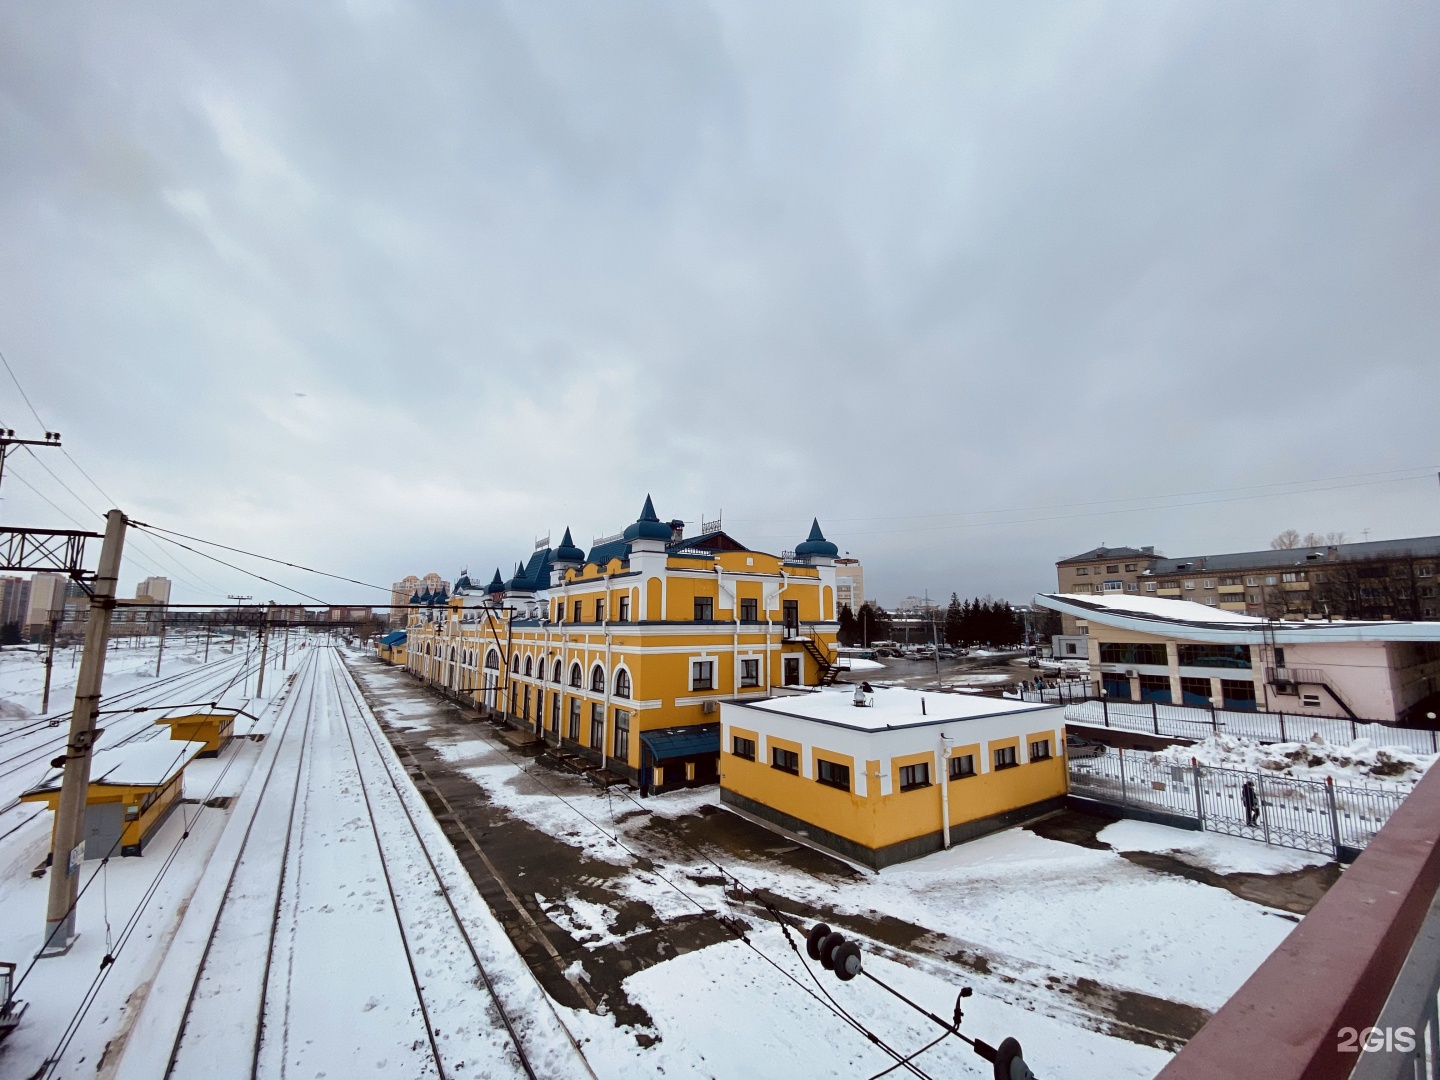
[154,710,237,757]
[21,739,207,859]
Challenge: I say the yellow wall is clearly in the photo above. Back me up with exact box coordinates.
[21,772,186,856]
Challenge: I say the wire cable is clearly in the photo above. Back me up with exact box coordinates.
[130,521,390,593]
[134,527,329,605]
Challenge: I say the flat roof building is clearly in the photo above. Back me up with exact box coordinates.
[720,686,1067,868]
[1035,592,1440,726]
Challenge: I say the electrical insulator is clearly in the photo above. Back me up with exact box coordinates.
[974,1036,1034,1080]
[805,924,864,981]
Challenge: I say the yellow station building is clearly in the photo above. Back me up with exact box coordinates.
[398,497,844,789]
[721,686,1069,868]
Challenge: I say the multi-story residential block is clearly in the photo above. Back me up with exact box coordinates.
[834,558,864,615]
[1055,536,1440,642]
[25,573,67,639]
[399,497,843,790]
[0,576,31,631]
[390,573,450,626]
[135,576,172,605]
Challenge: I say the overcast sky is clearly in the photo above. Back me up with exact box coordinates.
[1,2,1437,609]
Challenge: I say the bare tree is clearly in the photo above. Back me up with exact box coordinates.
[1270,529,1301,550]
[1302,531,1348,547]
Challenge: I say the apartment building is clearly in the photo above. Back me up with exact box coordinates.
[400,497,843,790]
[0,576,31,631]
[1055,536,1440,640]
[834,558,864,615]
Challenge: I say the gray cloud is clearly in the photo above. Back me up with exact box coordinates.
[1,2,1436,606]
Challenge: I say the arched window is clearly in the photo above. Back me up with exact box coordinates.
[614,668,631,698]
[511,654,520,673]
[570,663,583,688]
[552,659,563,683]
[485,650,500,670]
[590,666,605,693]
[524,656,533,677]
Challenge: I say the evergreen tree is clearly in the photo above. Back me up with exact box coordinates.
[837,605,860,646]
[944,593,963,646]
[0,622,19,646]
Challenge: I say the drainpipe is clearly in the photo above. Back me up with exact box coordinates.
[939,733,953,849]
[601,569,612,774]
[717,565,740,695]
[777,569,791,685]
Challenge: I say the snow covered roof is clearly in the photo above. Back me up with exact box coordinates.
[25,739,207,794]
[1036,592,1440,644]
[739,685,1057,733]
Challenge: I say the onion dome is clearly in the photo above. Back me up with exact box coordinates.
[554,526,585,563]
[485,568,505,595]
[623,494,672,542]
[795,518,839,559]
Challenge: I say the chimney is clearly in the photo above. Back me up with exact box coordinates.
[669,519,685,542]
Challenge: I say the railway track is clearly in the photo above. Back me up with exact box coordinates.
[141,647,588,1080]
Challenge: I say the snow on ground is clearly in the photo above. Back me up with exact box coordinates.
[436,712,1298,1046]
[1098,819,1330,876]
[1153,733,1435,788]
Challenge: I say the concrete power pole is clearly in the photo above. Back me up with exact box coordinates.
[42,508,126,954]
[256,602,273,698]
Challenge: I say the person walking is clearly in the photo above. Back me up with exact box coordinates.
[1242,778,1260,827]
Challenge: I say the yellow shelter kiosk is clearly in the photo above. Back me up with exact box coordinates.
[721,686,1069,868]
[154,710,237,757]
[21,740,206,859]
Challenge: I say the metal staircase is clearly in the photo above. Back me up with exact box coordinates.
[783,623,841,686]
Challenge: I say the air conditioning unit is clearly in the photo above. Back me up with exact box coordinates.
[702,700,718,714]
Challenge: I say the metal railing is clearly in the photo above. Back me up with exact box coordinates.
[1061,698,1440,755]
[1069,749,1409,860]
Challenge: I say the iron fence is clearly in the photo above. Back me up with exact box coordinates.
[1057,698,1440,755]
[1068,749,1410,860]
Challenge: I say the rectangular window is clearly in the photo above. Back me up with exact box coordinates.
[1029,739,1051,761]
[783,599,800,633]
[1184,580,1195,591]
[949,754,975,780]
[1419,565,1435,578]
[740,658,760,687]
[1106,564,1119,573]
[1178,644,1251,669]
[1245,576,1260,587]
[1180,676,1212,707]
[1102,674,1131,699]
[1102,580,1123,592]
[692,660,715,691]
[1220,679,1257,712]
[590,703,605,749]
[1125,563,1136,572]
[1202,579,1214,589]
[740,598,758,622]
[732,735,756,761]
[613,710,630,761]
[771,746,799,774]
[1265,576,1278,586]
[1098,642,1168,666]
[551,693,560,730]
[573,600,583,623]
[1219,576,1242,587]
[617,596,630,622]
[1204,596,1217,606]
[567,698,581,741]
[694,596,714,621]
[993,746,1017,770]
[1302,693,1322,708]
[899,762,930,790]
[1138,674,1171,703]
[816,759,851,791]
[554,602,564,622]
[594,599,605,622]
[1282,572,1307,583]
[1075,567,1088,576]
[1145,582,1156,592]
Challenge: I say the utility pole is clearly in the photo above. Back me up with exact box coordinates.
[41,610,60,714]
[153,603,166,677]
[203,621,211,663]
[0,429,63,501]
[256,601,273,697]
[42,509,125,955]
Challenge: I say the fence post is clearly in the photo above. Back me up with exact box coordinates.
[1210,701,1217,735]
[1351,719,1357,741]
[1103,697,1110,728]
[1279,713,1286,742]
[1433,730,1437,755]
[1325,776,1342,862]
[1119,748,1127,806]
[1192,758,1205,829]
[1152,701,1160,736]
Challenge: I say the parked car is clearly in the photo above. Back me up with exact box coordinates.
[1065,734,1106,759]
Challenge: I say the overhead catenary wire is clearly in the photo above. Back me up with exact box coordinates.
[398,687,935,1079]
[130,521,391,593]
[135,526,330,605]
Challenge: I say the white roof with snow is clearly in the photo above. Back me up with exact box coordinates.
[25,739,206,794]
[743,685,1055,732]
[1035,592,1440,644]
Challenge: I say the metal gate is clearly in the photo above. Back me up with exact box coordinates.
[1069,750,1409,860]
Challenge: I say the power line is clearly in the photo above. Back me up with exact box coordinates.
[130,521,390,593]
[0,347,50,430]
[136,526,330,605]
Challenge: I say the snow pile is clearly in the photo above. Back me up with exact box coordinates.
[1154,733,1436,787]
